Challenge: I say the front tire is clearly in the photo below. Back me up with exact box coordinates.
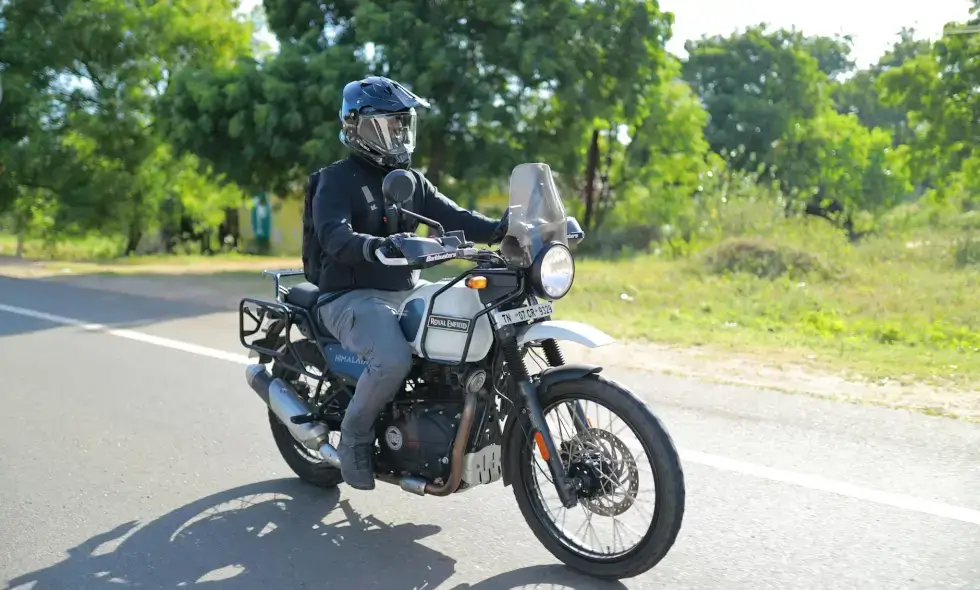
[269,339,344,489]
[508,374,685,580]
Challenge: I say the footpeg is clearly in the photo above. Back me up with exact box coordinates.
[289,413,316,425]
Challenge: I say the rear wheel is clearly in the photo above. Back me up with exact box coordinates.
[509,374,685,580]
[269,339,344,489]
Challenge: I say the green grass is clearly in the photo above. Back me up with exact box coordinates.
[559,249,979,389]
[4,199,979,391]
[0,234,128,261]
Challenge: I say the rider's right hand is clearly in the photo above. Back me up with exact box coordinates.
[373,232,416,261]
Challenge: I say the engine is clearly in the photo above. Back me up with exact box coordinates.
[375,400,463,484]
[376,363,504,488]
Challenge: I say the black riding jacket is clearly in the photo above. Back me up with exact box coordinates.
[311,156,498,293]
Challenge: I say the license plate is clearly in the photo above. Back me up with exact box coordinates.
[492,302,554,327]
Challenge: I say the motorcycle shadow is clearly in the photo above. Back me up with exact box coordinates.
[4,478,630,590]
[5,478,453,590]
[450,565,629,590]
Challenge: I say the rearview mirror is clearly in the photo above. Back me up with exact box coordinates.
[382,169,417,206]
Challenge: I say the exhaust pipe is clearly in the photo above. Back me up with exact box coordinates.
[244,364,478,498]
[245,364,340,468]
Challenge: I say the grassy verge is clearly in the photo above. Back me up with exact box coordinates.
[563,249,978,390]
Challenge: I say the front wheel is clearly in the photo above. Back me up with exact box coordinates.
[509,374,685,580]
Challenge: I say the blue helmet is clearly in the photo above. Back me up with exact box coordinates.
[339,76,430,169]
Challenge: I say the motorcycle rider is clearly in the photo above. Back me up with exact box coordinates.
[302,76,507,490]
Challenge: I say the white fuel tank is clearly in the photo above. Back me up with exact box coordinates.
[397,279,493,363]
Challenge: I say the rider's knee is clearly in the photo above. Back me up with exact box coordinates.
[374,340,413,381]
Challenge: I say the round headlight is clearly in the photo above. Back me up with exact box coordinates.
[533,243,575,300]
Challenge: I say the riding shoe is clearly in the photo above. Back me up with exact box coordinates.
[337,441,376,490]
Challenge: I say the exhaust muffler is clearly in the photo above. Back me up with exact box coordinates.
[245,364,340,468]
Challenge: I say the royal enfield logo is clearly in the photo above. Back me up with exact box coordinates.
[385,426,403,451]
[424,252,457,263]
[426,314,471,333]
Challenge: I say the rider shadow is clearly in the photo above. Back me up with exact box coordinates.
[4,479,455,590]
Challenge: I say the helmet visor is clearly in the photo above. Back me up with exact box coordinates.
[357,111,417,155]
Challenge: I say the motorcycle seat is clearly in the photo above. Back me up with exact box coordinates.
[284,282,321,309]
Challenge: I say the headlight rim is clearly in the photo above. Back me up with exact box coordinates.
[529,241,575,301]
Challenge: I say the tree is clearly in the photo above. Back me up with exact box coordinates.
[161,42,363,195]
[771,110,912,238]
[536,55,712,235]
[588,56,713,243]
[877,20,979,193]
[165,0,676,234]
[0,0,68,216]
[801,33,855,79]
[0,0,253,252]
[681,24,831,179]
[509,0,675,231]
[833,28,931,146]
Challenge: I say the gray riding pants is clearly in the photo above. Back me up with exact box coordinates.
[317,289,414,446]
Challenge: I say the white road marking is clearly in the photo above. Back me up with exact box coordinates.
[3,301,980,527]
[681,450,980,525]
[0,303,250,365]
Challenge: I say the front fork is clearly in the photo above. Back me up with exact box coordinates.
[542,339,591,432]
[501,330,586,508]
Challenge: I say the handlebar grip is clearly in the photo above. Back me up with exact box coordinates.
[375,249,409,266]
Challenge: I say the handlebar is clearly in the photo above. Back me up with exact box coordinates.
[375,246,481,268]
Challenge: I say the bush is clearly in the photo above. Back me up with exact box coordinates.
[700,236,832,280]
[955,236,980,268]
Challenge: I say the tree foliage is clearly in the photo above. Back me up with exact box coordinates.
[0,0,252,251]
[878,21,980,192]
[681,25,831,177]
[162,0,675,224]
[833,28,931,145]
[3,0,979,255]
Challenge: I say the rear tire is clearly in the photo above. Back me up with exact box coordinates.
[268,409,344,489]
[508,374,685,580]
[268,339,344,490]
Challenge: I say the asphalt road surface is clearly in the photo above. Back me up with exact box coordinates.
[1,274,979,590]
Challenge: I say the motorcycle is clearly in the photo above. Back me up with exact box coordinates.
[238,162,685,580]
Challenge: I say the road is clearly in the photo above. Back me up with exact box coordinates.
[1,274,979,589]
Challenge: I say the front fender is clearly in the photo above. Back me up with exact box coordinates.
[500,363,603,487]
[515,320,615,349]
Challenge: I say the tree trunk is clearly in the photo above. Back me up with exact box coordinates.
[125,227,142,255]
[581,128,601,232]
[125,210,143,255]
[12,210,26,258]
